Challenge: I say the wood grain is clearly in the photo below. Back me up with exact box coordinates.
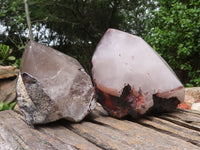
[0,106,200,150]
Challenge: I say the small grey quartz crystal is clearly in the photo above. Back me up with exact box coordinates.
[92,29,184,118]
[16,41,96,124]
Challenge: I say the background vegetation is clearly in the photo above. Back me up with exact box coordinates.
[0,102,16,111]
[0,0,199,86]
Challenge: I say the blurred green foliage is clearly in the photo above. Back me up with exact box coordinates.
[144,0,200,86]
[0,0,199,86]
[0,44,21,67]
[0,102,17,111]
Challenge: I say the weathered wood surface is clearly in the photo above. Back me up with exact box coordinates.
[0,66,18,103]
[0,66,18,79]
[0,105,200,150]
[0,78,17,103]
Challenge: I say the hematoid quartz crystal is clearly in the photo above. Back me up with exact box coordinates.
[92,29,185,118]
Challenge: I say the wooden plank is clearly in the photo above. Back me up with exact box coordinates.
[137,116,200,146]
[89,115,199,150]
[0,66,18,79]
[0,134,14,150]
[0,106,200,150]
[0,110,100,150]
[156,109,200,132]
[63,106,200,150]
[68,121,136,150]
[167,108,200,123]
[36,125,102,150]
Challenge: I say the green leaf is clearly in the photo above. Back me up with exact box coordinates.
[2,44,9,52]
[3,102,10,110]
[185,83,194,87]
[9,102,17,110]
[8,56,16,61]
[0,103,4,111]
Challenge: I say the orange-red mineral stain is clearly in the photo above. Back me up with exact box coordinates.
[104,93,118,111]
[178,102,191,110]
[95,84,146,118]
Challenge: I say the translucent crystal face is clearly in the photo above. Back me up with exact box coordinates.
[92,29,184,117]
[17,41,96,124]
[20,41,82,101]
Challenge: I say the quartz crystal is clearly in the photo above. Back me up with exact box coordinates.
[16,41,96,124]
[92,29,184,118]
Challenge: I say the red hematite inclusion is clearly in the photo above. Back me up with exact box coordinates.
[92,28,185,118]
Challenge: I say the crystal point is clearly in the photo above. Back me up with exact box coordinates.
[16,41,96,124]
[92,29,184,118]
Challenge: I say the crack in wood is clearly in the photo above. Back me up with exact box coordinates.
[136,120,200,147]
[1,108,200,150]
[158,115,200,132]
[63,124,105,150]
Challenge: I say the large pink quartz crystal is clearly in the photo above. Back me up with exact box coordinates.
[92,29,184,118]
[16,41,96,124]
